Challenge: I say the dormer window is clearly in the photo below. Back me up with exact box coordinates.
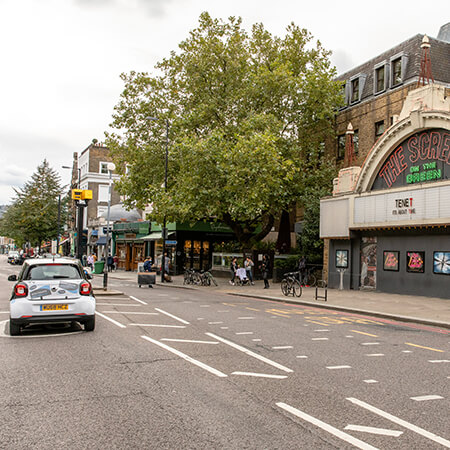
[374,61,387,94]
[390,52,408,87]
[351,78,359,103]
[348,73,366,104]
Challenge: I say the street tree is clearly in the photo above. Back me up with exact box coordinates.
[0,160,66,249]
[106,12,342,248]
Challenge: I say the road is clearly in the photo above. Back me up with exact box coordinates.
[0,257,449,449]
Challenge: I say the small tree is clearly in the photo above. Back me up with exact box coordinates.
[106,13,342,249]
[0,160,66,249]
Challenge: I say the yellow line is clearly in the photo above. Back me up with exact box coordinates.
[269,311,291,318]
[405,342,444,353]
[350,330,378,337]
[306,320,329,326]
[246,307,260,312]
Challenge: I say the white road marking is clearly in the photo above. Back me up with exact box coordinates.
[252,339,261,342]
[363,380,378,384]
[361,342,380,346]
[0,311,10,314]
[220,327,229,329]
[160,338,219,345]
[314,329,329,332]
[206,333,293,373]
[277,402,378,450]
[344,424,402,437]
[402,350,412,353]
[200,305,210,308]
[326,365,351,370]
[102,311,159,315]
[312,337,329,341]
[141,336,227,378]
[96,312,126,328]
[129,296,148,305]
[129,324,186,328]
[429,360,450,363]
[347,397,450,448]
[157,294,169,297]
[97,303,141,306]
[366,354,384,357]
[197,318,204,320]
[217,310,230,312]
[232,372,287,379]
[346,335,354,338]
[238,317,255,320]
[236,332,253,335]
[208,321,223,324]
[272,346,293,350]
[410,395,444,402]
[296,355,308,359]
[154,308,190,325]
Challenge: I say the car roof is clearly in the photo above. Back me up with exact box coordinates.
[24,258,81,267]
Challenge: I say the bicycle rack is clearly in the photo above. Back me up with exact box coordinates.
[315,280,327,301]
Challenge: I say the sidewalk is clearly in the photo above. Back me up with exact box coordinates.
[92,271,450,329]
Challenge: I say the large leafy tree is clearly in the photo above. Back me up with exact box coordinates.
[106,12,342,248]
[0,160,66,248]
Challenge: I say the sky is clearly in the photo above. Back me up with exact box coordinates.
[0,0,447,204]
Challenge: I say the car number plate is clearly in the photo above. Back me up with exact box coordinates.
[41,304,69,311]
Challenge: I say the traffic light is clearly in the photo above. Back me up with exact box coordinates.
[72,189,83,200]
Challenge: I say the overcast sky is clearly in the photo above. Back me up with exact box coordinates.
[0,0,447,204]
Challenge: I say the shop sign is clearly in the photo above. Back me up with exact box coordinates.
[391,197,416,216]
[372,129,449,190]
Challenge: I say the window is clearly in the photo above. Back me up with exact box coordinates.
[100,162,109,174]
[97,206,108,217]
[98,184,109,203]
[337,134,346,159]
[351,78,359,103]
[375,66,385,93]
[375,120,385,139]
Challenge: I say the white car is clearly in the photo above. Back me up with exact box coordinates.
[8,258,95,336]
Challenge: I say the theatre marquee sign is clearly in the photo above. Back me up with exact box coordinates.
[372,129,449,191]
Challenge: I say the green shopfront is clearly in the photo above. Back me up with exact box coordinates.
[144,221,235,275]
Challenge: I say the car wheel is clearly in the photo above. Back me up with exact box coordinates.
[84,315,95,332]
[9,320,21,336]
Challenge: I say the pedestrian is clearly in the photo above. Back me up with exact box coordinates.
[107,254,114,272]
[298,255,307,286]
[113,255,119,271]
[163,253,172,282]
[82,254,87,267]
[260,254,270,289]
[229,257,238,285]
[87,254,94,271]
[143,257,152,272]
[244,256,254,285]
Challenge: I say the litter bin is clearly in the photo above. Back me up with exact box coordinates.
[93,261,105,274]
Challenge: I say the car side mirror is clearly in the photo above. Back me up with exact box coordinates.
[8,275,17,282]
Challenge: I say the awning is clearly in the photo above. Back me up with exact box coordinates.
[96,236,111,245]
[142,232,163,241]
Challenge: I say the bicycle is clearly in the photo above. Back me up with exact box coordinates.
[300,266,318,287]
[183,268,201,285]
[200,270,218,286]
[281,271,302,297]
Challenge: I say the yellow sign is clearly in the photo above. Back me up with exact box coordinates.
[71,189,83,200]
[81,190,93,200]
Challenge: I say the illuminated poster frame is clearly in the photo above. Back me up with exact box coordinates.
[433,251,450,275]
[335,250,349,269]
[383,251,399,271]
[406,251,425,273]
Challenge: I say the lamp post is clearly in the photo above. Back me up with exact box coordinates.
[103,162,116,291]
[147,117,169,283]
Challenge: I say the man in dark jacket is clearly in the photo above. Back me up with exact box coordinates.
[261,254,270,289]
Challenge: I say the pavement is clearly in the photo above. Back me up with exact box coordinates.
[92,270,450,329]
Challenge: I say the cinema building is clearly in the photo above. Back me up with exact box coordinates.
[320,84,449,298]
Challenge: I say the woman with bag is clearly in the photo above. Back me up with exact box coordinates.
[244,256,254,285]
[260,254,270,289]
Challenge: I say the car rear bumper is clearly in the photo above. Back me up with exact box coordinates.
[10,314,95,326]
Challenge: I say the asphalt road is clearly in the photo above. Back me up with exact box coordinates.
[1,257,449,449]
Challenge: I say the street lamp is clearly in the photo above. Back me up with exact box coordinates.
[147,117,169,283]
[103,162,116,291]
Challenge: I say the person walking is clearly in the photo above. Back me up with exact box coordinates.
[107,254,114,272]
[229,257,238,285]
[87,254,94,271]
[244,256,254,285]
[261,254,270,289]
[113,255,119,271]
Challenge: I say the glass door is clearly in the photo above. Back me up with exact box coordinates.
[360,237,377,289]
[201,241,210,270]
[184,240,192,269]
[192,240,201,270]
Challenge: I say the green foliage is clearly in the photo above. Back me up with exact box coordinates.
[106,12,342,248]
[0,160,66,247]
[273,255,299,271]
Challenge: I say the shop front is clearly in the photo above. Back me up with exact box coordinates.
[320,85,449,299]
[113,221,150,271]
[143,221,234,275]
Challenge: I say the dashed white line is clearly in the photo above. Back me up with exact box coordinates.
[410,395,444,402]
[314,329,329,332]
[97,303,140,306]
[154,308,190,325]
[366,354,384,357]
[220,327,229,329]
[129,296,147,305]
[402,350,413,353]
[361,342,380,346]
[272,346,293,350]
[96,311,126,328]
[101,311,159,315]
[347,397,450,448]
[236,332,253,335]
[238,317,255,320]
[429,360,450,363]
[232,372,287,379]
[363,379,378,384]
[344,424,402,437]
[160,338,219,345]
[206,333,293,373]
[200,305,210,308]
[312,337,329,341]
[296,355,308,359]
[277,402,378,450]
[252,339,261,342]
[326,365,351,370]
[208,321,223,325]
[141,336,227,378]
[129,324,186,328]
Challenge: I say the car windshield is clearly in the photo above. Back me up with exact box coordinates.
[26,264,81,280]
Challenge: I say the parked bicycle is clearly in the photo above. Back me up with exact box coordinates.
[183,268,201,285]
[200,269,218,286]
[300,266,319,287]
[281,271,302,297]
